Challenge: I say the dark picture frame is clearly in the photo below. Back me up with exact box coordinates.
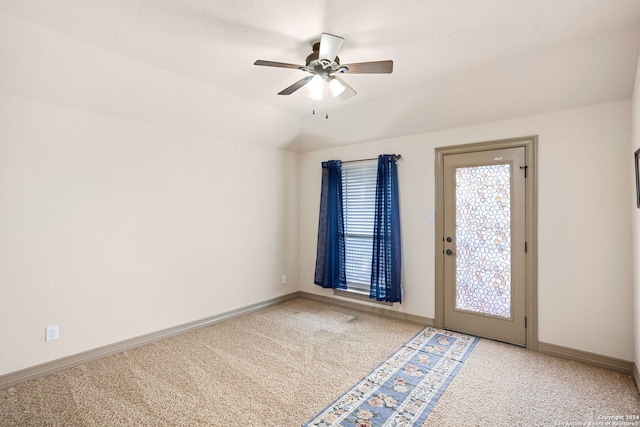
[636,148,640,208]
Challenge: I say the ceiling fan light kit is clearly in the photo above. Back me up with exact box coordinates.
[329,78,346,97]
[254,33,393,111]
[308,75,324,100]
[308,75,346,101]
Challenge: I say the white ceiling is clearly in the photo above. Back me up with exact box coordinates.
[1,0,639,151]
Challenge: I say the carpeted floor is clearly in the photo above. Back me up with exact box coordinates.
[425,338,640,426]
[1,298,639,426]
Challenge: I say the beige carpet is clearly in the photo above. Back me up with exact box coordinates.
[1,298,639,426]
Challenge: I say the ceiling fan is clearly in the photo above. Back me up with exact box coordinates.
[254,33,393,101]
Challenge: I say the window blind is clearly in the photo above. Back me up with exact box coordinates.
[342,160,377,293]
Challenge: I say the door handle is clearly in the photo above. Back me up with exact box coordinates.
[446,249,456,256]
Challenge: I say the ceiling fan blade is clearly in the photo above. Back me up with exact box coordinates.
[278,76,314,95]
[342,60,393,74]
[319,33,344,61]
[334,76,357,100]
[254,60,304,70]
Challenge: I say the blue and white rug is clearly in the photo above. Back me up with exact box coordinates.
[304,327,478,427]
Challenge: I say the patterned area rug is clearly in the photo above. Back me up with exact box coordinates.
[304,327,478,427]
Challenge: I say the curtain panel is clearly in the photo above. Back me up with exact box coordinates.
[370,154,402,303]
[314,160,347,289]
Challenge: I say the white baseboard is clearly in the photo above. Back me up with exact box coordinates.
[0,292,299,390]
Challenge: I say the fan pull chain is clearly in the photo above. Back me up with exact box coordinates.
[325,83,329,119]
[309,89,332,119]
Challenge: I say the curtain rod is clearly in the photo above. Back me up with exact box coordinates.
[341,154,402,164]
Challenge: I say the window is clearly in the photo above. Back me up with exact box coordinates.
[342,160,377,294]
[315,155,402,303]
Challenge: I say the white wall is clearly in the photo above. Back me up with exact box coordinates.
[0,92,298,376]
[0,12,299,377]
[299,100,633,361]
[632,53,640,372]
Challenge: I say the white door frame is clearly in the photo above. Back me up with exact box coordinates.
[434,136,538,350]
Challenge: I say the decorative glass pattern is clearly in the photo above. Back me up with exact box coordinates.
[455,164,511,318]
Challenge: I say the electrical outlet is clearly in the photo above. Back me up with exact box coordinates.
[282,275,287,285]
[45,325,59,342]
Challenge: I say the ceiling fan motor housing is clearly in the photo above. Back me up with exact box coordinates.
[306,42,340,70]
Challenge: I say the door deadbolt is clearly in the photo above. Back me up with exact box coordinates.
[446,237,452,242]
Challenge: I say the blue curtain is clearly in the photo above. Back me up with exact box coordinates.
[314,160,346,289]
[370,154,402,303]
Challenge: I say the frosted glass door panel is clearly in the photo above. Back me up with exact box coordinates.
[455,164,511,319]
